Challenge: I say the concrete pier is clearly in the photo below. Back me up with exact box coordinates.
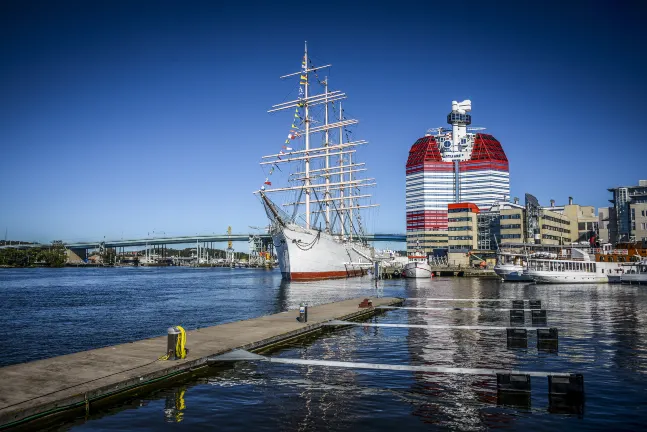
[0,297,401,429]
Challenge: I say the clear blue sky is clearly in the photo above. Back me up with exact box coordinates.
[1,0,646,244]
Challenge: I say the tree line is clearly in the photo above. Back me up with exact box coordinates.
[0,245,66,267]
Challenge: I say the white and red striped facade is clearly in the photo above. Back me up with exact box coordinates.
[405,101,509,252]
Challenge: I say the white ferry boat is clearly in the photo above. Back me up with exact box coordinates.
[594,242,647,283]
[525,248,616,284]
[402,248,432,278]
[620,259,647,285]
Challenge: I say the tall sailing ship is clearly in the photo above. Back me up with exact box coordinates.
[255,43,379,281]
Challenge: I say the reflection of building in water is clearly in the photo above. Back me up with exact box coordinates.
[605,290,646,372]
[404,282,520,427]
[285,325,367,430]
[164,387,186,423]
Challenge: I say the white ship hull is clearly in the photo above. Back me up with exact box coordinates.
[525,270,608,284]
[525,259,622,284]
[494,263,533,281]
[621,274,647,284]
[272,222,372,281]
[402,262,432,278]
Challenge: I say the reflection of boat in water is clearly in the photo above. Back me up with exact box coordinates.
[402,248,432,278]
[494,250,532,281]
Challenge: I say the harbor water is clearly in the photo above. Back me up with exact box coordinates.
[2,267,647,430]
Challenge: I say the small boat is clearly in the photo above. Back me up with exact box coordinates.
[494,250,532,282]
[402,249,432,278]
[620,259,647,285]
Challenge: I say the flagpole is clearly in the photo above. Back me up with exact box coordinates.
[304,41,310,229]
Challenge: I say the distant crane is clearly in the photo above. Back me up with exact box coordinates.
[226,226,234,263]
[249,225,273,265]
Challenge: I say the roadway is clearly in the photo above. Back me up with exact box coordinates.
[1,233,406,250]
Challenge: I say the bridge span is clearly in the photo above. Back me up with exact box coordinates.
[1,233,406,250]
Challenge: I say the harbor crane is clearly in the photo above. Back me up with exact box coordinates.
[226,226,234,263]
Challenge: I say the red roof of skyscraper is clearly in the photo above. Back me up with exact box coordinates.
[406,136,447,174]
[470,133,508,162]
[407,136,442,164]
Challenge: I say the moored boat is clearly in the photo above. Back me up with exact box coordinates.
[402,249,432,278]
[525,247,620,284]
[494,250,532,282]
[620,259,647,285]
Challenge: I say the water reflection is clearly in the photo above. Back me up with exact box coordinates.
[404,277,521,428]
[163,386,187,423]
[7,273,645,431]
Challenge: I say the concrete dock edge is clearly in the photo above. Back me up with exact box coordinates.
[0,296,403,430]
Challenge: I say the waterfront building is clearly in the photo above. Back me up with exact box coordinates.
[406,100,509,253]
[598,207,613,244]
[538,202,573,245]
[477,207,501,250]
[563,197,598,243]
[497,194,595,246]
[498,200,526,245]
[604,180,647,243]
[447,203,479,252]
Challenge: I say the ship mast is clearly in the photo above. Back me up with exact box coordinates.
[324,77,330,232]
[338,101,345,237]
[349,135,353,241]
[257,44,379,234]
[304,42,311,229]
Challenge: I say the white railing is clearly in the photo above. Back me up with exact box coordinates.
[590,248,628,255]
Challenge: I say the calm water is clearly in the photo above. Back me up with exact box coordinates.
[2,268,647,430]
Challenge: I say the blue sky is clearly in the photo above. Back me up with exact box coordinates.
[1,0,646,245]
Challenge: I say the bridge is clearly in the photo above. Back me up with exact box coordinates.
[1,233,406,250]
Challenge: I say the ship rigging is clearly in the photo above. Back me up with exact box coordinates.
[254,43,378,280]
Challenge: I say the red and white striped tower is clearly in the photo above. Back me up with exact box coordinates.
[405,100,509,253]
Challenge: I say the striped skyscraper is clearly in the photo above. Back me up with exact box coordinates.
[405,100,509,253]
